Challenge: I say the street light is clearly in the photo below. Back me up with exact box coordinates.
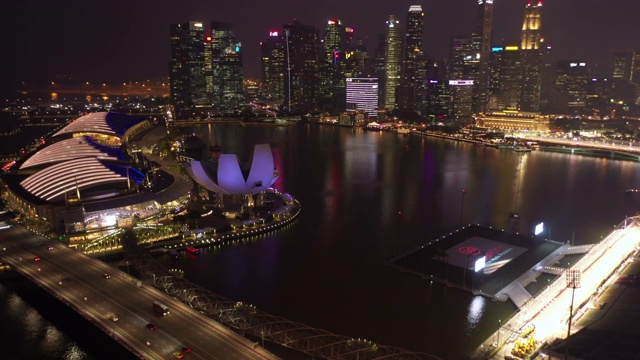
[565,269,581,359]
[460,189,467,226]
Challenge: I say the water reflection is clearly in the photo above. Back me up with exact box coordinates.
[466,295,487,333]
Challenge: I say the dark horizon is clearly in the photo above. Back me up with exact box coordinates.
[2,0,639,95]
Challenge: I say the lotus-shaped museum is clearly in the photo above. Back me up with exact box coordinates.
[183,144,278,195]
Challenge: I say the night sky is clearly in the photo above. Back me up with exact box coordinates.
[2,0,639,91]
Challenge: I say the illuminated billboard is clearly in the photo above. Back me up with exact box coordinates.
[534,222,544,236]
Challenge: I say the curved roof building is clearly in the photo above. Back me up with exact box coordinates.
[3,112,191,240]
[184,144,278,195]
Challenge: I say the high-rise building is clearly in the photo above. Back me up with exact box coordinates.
[555,60,589,114]
[521,1,543,50]
[169,21,207,119]
[495,44,523,110]
[520,1,544,111]
[283,20,320,113]
[383,15,402,110]
[397,5,424,112]
[373,33,387,108]
[320,20,348,111]
[611,50,637,103]
[448,35,478,117]
[260,31,286,104]
[210,22,244,114]
[539,46,556,113]
[346,78,379,118]
[474,0,495,113]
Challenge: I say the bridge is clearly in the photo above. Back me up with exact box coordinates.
[512,134,640,161]
[0,225,279,360]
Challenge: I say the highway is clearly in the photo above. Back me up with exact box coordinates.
[0,225,279,360]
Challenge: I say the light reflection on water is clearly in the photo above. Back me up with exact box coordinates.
[466,295,487,334]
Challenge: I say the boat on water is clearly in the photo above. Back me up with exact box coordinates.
[396,127,411,135]
[513,146,532,153]
[186,246,200,255]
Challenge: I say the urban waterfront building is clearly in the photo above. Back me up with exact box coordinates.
[283,20,320,113]
[210,22,244,115]
[520,0,544,112]
[169,21,207,119]
[260,31,286,104]
[2,112,190,243]
[448,36,478,117]
[493,44,523,111]
[473,0,495,113]
[382,15,402,110]
[476,110,550,131]
[555,60,589,113]
[346,77,379,118]
[319,20,353,112]
[397,5,424,112]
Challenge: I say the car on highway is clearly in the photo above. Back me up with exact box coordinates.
[173,351,185,359]
[146,323,157,330]
[111,315,119,322]
[34,257,41,262]
[103,273,111,279]
[179,346,191,354]
[47,245,54,250]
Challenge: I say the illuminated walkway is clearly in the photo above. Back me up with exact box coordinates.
[470,217,640,359]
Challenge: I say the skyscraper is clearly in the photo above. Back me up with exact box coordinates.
[169,21,207,119]
[398,5,424,112]
[521,1,543,50]
[210,22,244,114]
[383,15,402,110]
[474,0,494,113]
[320,20,348,111]
[555,60,589,114]
[346,78,379,118]
[520,1,544,111]
[260,31,285,104]
[611,50,637,103]
[283,20,320,113]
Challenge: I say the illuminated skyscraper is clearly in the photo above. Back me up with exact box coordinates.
[555,60,589,113]
[169,21,207,119]
[383,15,402,110]
[320,20,348,111]
[520,1,543,111]
[398,5,424,111]
[283,20,320,113]
[260,31,285,104]
[474,0,494,113]
[346,78,379,118]
[521,1,543,50]
[210,22,244,114]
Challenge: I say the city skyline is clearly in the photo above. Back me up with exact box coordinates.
[2,0,640,93]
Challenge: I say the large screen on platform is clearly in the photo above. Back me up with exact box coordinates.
[438,237,528,275]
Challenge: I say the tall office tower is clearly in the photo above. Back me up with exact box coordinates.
[320,20,347,111]
[260,31,286,104]
[373,33,386,108]
[169,21,207,120]
[520,1,543,111]
[448,35,478,117]
[423,59,451,120]
[283,20,320,113]
[496,44,523,110]
[346,78,379,118]
[521,1,543,50]
[474,0,495,113]
[538,46,556,113]
[611,50,637,102]
[383,15,402,110]
[209,22,244,114]
[343,35,368,79]
[204,35,214,104]
[555,60,589,114]
[398,5,424,111]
